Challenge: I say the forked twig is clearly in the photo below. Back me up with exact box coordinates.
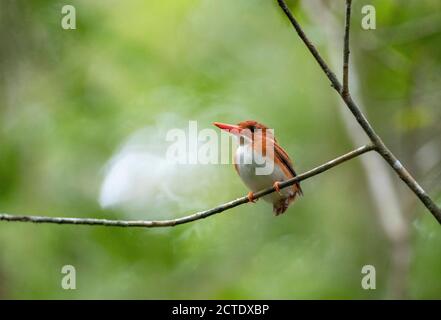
[277,0,441,224]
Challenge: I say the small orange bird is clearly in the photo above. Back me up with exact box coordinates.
[214,120,302,215]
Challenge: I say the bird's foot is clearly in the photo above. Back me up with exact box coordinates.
[247,191,257,203]
[273,181,282,195]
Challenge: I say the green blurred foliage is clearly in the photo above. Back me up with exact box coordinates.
[0,0,440,299]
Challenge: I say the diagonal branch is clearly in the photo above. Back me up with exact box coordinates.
[302,0,410,298]
[0,144,375,228]
[277,0,441,224]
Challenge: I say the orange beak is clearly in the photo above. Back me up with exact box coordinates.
[213,122,241,135]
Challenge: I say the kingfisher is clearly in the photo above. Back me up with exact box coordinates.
[214,120,302,215]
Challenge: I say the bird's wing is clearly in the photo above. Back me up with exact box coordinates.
[274,142,303,195]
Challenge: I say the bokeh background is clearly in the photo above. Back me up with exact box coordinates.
[0,0,440,299]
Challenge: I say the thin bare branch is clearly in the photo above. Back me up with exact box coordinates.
[277,0,441,224]
[302,0,409,298]
[342,0,352,97]
[0,145,375,228]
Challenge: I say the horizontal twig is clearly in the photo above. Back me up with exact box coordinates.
[0,144,375,228]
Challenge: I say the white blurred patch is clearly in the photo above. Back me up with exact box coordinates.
[99,117,232,220]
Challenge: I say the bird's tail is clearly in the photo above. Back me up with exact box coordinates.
[273,186,302,216]
[295,182,303,197]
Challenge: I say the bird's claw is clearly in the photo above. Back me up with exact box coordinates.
[273,181,282,195]
[247,191,257,203]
